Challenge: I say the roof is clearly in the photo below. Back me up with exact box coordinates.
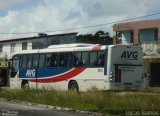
[0,32,77,43]
[113,19,160,31]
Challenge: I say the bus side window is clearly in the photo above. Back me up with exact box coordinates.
[46,54,52,67]
[21,55,27,68]
[89,52,98,67]
[82,52,89,67]
[50,53,58,67]
[98,52,104,67]
[39,54,45,68]
[65,52,73,67]
[46,53,58,67]
[32,54,39,68]
[59,53,65,67]
[74,52,82,67]
[59,52,72,67]
[27,54,32,68]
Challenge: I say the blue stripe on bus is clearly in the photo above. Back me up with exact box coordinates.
[19,68,72,78]
[104,67,107,75]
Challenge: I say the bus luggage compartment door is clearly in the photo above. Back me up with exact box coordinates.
[115,64,142,87]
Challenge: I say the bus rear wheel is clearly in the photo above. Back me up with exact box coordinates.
[68,81,79,93]
[22,81,29,89]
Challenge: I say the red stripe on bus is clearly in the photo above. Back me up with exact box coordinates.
[92,45,102,51]
[30,68,85,83]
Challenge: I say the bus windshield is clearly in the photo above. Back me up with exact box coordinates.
[11,55,20,77]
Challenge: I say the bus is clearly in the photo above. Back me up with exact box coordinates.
[10,43,143,91]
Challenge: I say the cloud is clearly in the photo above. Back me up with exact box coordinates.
[78,0,147,18]
[0,0,26,9]
[0,0,160,40]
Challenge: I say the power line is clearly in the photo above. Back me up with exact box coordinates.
[0,12,160,35]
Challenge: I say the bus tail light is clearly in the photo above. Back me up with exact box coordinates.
[109,72,114,81]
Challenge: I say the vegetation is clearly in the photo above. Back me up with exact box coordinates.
[0,88,160,115]
[76,30,113,45]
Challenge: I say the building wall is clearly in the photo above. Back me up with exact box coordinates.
[59,34,76,44]
[0,33,77,60]
[0,40,32,59]
[113,19,160,44]
[32,34,76,49]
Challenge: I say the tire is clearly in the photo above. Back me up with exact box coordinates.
[22,81,29,89]
[68,81,79,93]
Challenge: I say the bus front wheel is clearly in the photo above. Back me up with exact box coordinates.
[21,81,29,89]
[68,81,79,93]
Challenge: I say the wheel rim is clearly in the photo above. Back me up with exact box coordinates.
[22,83,29,89]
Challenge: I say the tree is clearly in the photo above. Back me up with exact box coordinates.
[94,30,105,37]
[76,30,113,45]
[76,34,93,43]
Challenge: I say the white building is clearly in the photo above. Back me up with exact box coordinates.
[0,32,77,60]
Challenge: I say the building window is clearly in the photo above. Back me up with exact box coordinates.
[11,43,16,52]
[116,32,122,44]
[32,38,47,49]
[0,45,3,52]
[22,42,27,50]
[130,31,133,43]
[154,28,158,41]
[139,28,156,43]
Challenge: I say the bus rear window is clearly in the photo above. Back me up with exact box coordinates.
[98,52,105,67]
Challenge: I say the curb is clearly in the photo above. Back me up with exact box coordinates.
[0,98,103,116]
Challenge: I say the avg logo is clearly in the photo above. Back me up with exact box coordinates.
[26,69,36,77]
[120,51,138,60]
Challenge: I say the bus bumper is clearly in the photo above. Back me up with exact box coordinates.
[108,83,142,90]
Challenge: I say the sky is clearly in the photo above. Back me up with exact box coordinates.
[0,0,160,40]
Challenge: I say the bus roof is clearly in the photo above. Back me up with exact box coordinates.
[12,43,107,56]
[12,44,142,57]
[48,43,95,48]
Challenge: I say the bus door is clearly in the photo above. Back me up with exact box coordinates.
[114,64,142,87]
[10,55,21,89]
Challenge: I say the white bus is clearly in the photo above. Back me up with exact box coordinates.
[10,43,143,91]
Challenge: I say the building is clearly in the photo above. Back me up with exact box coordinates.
[113,19,160,87]
[0,32,77,87]
[0,32,77,60]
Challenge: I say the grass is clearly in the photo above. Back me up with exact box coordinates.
[0,88,160,115]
